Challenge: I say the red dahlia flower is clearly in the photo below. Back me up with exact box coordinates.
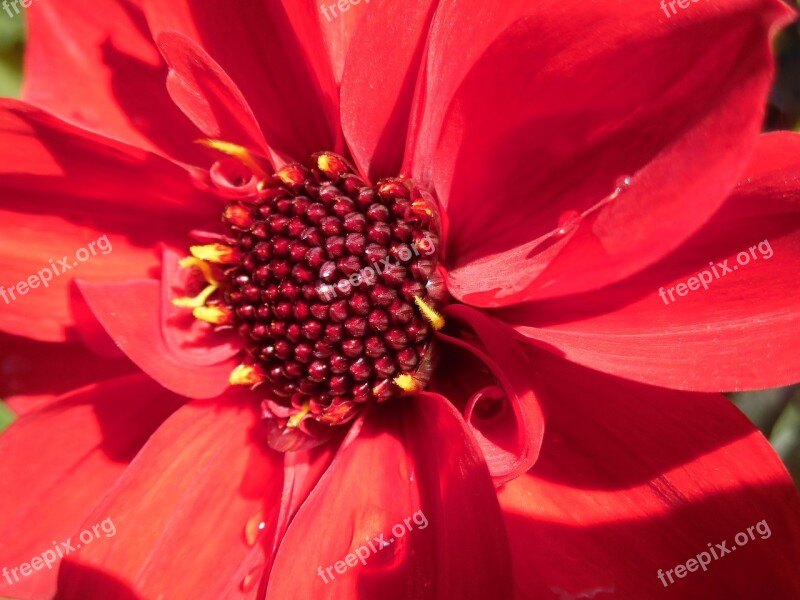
[1,0,800,598]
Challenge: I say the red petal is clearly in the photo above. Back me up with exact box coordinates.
[161,248,241,364]
[77,279,237,399]
[313,0,370,84]
[438,305,544,484]
[421,0,792,305]
[504,131,800,391]
[499,350,800,598]
[157,31,272,161]
[270,445,339,562]
[0,334,134,415]
[267,393,512,599]
[0,100,218,341]
[144,0,339,161]
[341,0,437,180]
[23,0,206,164]
[55,396,283,599]
[0,375,182,599]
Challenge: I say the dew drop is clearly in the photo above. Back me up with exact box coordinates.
[555,210,581,238]
[610,174,633,199]
[244,512,266,546]
[241,566,263,592]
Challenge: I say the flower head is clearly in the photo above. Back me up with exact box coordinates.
[1,0,800,598]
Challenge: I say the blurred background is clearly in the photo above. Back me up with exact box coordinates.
[0,12,799,487]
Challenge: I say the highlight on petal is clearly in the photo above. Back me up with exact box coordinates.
[499,348,800,598]
[23,0,206,164]
[503,131,800,392]
[267,394,512,599]
[54,396,283,599]
[78,278,238,399]
[423,0,793,306]
[0,375,183,599]
[341,0,438,180]
[156,31,274,164]
[145,0,340,161]
[0,99,219,341]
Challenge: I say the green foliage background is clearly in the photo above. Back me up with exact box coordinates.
[0,13,24,97]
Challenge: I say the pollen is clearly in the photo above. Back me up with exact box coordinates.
[172,257,221,309]
[230,364,266,386]
[393,373,422,394]
[190,244,240,265]
[286,403,311,429]
[192,305,233,325]
[413,296,445,331]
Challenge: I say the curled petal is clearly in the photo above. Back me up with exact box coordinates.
[438,304,544,484]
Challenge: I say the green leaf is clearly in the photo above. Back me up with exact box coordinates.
[0,400,16,433]
[0,10,25,97]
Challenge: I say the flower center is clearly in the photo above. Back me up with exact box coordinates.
[175,151,446,450]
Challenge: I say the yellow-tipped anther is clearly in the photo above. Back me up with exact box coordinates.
[315,152,348,179]
[276,164,306,187]
[178,257,218,284]
[393,373,422,394]
[172,257,221,309]
[224,205,254,228]
[377,180,406,199]
[172,287,217,309]
[286,403,311,429]
[192,305,232,325]
[190,244,238,265]
[411,199,434,217]
[196,139,267,177]
[229,364,265,386]
[413,296,445,331]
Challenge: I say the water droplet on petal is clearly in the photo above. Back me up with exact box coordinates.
[610,174,633,199]
[555,210,581,238]
[241,566,263,592]
[244,511,266,546]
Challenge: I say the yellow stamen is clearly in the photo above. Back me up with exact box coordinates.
[224,205,254,228]
[411,199,434,217]
[276,164,306,187]
[178,257,218,285]
[286,403,311,429]
[229,364,265,386]
[315,152,348,179]
[192,305,232,325]
[172,285,218,309]
[190,244,238,265]
[195,139,268,178]
[393,373,422,394]
[413,296,445,331]
[172,257,221,309]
